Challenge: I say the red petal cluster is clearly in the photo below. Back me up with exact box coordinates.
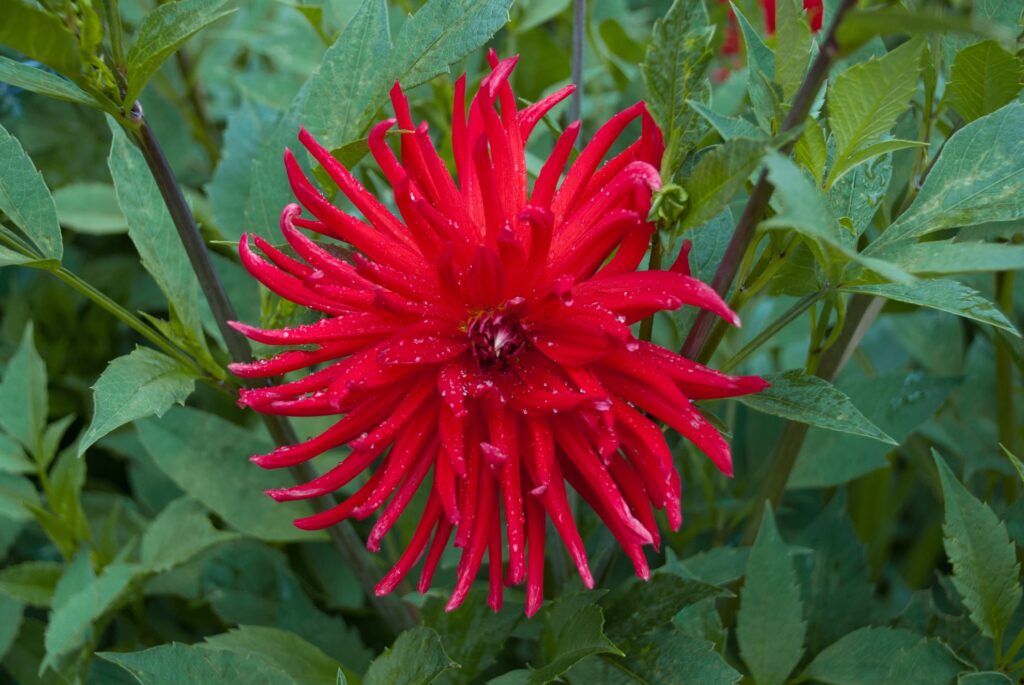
[232,52,767,615]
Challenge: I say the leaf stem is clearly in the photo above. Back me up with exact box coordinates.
[125,107,418,634]
[569,0,586,139]
[680,0,859,361]
[720,290,825,374]
[995,270,1016,455]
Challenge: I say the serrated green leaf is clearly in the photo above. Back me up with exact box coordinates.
[0,323,48,458]
[422,588,520,681]
[78,348,197,457]
[801,627,922,685]
[828,151,892,237]
[794,118,827,185]
[0,56,96,108]
[140,497,238,574]
[841,279,1018,335]
[125,0,236,105]
[529,594,623,685]
[43,562,140,673]
[681,138,767,231]
[776,0,813,101]
[737,370,897,444]
[52,183,128,235]
[0,124,63,261]
[737,507,806,685]
[825,39,922,187]
[689,100,767,141]
[797,496,875,654]
[948,40,1023,123]
[872,239,1024,275]
[602,574,723,645]
[365,627,455,685]
[107,121,205,351]
[135,407,317,542]
[100,643,299,685]
[0,561,63,608]
[933,451,1022,642]
[762,152,913,284]
[0,0,81,77]
[642,0,715,175]
[869,102,1024,250]
[615,629,741,685]
[203,626,344,685]
[882,638,967,685]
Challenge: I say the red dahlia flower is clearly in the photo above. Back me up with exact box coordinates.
[231,51,767,615]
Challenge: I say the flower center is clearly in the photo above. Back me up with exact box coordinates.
[467,311,526,371]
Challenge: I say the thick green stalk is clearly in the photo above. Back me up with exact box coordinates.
[126,108,418,634]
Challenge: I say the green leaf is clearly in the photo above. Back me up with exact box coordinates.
[737,507,806,685]
[140,497,239,574]
[792,372,961,488]
[798,497,875,654]
[835,6,1015,53]
[203,626,344,685]
[602,574,723,645]
[0,561,63,608]
[100,643,299,685]
[52,183,128,235]
[0,594,23,663]
[948,40,1023,123]
[825,39,923,187]
[422,588,520,680]
[244,0,512,240]
[0,323,48,458]
[124,0,236,105]
[0,56,96,108]
[761,152,912,284]
[107,122,205,351]
[0,434,33,474]
[873,239,1024,275]
[43,562,140,673]
[690,100,767,141]
[681,138,767,231]
[933,450,1022,641]
[869,102,1024,249]
[0,244,36,268]
[882,638,968,685]
[78,348,197,457]
[775,0,813,101]
[135,407,318,542]
[828,153,892,237]
[364,627,456,685]
[0,0,81,77]
[642,0,715,175]
[958,673,1014,684]
[529,594,623,685]
[840,279,1019,336]
[800,627,923,685]
[737,370,897,444]
[613,629,741,685]
[794,118,828,186]
[0,123,63,261]
[183,541,369,670]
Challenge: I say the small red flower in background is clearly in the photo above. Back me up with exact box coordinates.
[720,0,824,58]
[231,52,767,615]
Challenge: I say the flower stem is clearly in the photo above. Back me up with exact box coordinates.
[126,109,418,634]
[680,0,858,362]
